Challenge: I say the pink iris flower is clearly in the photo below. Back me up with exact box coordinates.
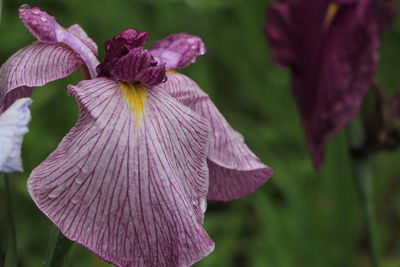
[1,7,272,267]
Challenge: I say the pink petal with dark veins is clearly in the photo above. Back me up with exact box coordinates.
[0,43,82,112]
[19,6,99,78]
[160,72,272,201]
[150,33,206,69]
[28,78,214,267]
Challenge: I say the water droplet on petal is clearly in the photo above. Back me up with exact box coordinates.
[31,9,41,15]
[48,189,61,199]
[71,197,80,205]
[75,177,84,185]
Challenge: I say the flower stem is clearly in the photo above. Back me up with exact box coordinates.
[43,225,73,267]
[346,118,380,267]
[3,173,18,267]
[0,0,3,25]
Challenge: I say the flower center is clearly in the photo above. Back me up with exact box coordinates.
[120,82,148,126]
[324,2,340,29]
[97,29,166,87]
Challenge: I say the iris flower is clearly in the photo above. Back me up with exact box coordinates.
[1,7,272,266]
[0,98,32,173]
[265,0,395,170]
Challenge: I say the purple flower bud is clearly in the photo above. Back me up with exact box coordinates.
[97,29,166,86]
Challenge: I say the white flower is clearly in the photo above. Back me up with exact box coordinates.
[0,98,32,173]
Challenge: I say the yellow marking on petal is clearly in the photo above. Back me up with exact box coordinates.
[324,2,340,29]
[120,82,148,126]
[167,69,176,73]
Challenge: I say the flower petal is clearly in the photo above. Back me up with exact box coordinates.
[28,78,214,267]
[19,6,63,43]
[264,1,296,67]
[0,42,83,112]
[0,98,32,173]
[266,0,394,170]
[160,72,272,201]
[19,7,99,78]
[106,47,166,86]
[67,24,98,56]
[150,33,206,69]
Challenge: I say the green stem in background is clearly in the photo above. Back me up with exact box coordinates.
[3,173,18,267]
[346,117,380,267]
[43,225,73,267]
[0,0,3,26]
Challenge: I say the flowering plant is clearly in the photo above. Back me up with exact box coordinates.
[1,6,272,267]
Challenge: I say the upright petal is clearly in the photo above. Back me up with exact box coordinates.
[150,33,206,69]
[28,78,214,267]
[96,29,166,87]
[19,6,99,78]
[67,24,98,56]
[0,42,82,112]
[0,98,32,173]
[160,72,272,201]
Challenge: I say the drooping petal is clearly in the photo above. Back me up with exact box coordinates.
[265,0,395,170]
[0,42,83,112]
[160,72,272,201]
[150,33,206,69]
[67,24,98,56]
[28,78,214,267]
[0,98,32,173]
[19,6,99,78]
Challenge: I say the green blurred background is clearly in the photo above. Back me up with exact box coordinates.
[1,0,400,266]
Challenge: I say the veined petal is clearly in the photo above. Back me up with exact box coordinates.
[19,7,99,78]
[150,33,206,69]
[28,78,214,267]
[160,72,272,201]
[0,42,83,112]
[0,98,32,173]
[67,24,98,56]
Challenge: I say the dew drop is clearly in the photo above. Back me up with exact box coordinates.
[75,177,84,185]
[48,189,61,199]
[71,197,80,205]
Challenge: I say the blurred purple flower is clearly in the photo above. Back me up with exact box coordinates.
[265,0,396,170]
[27,27,272,266]
[0,98,32,173]
[0,6,98,112]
